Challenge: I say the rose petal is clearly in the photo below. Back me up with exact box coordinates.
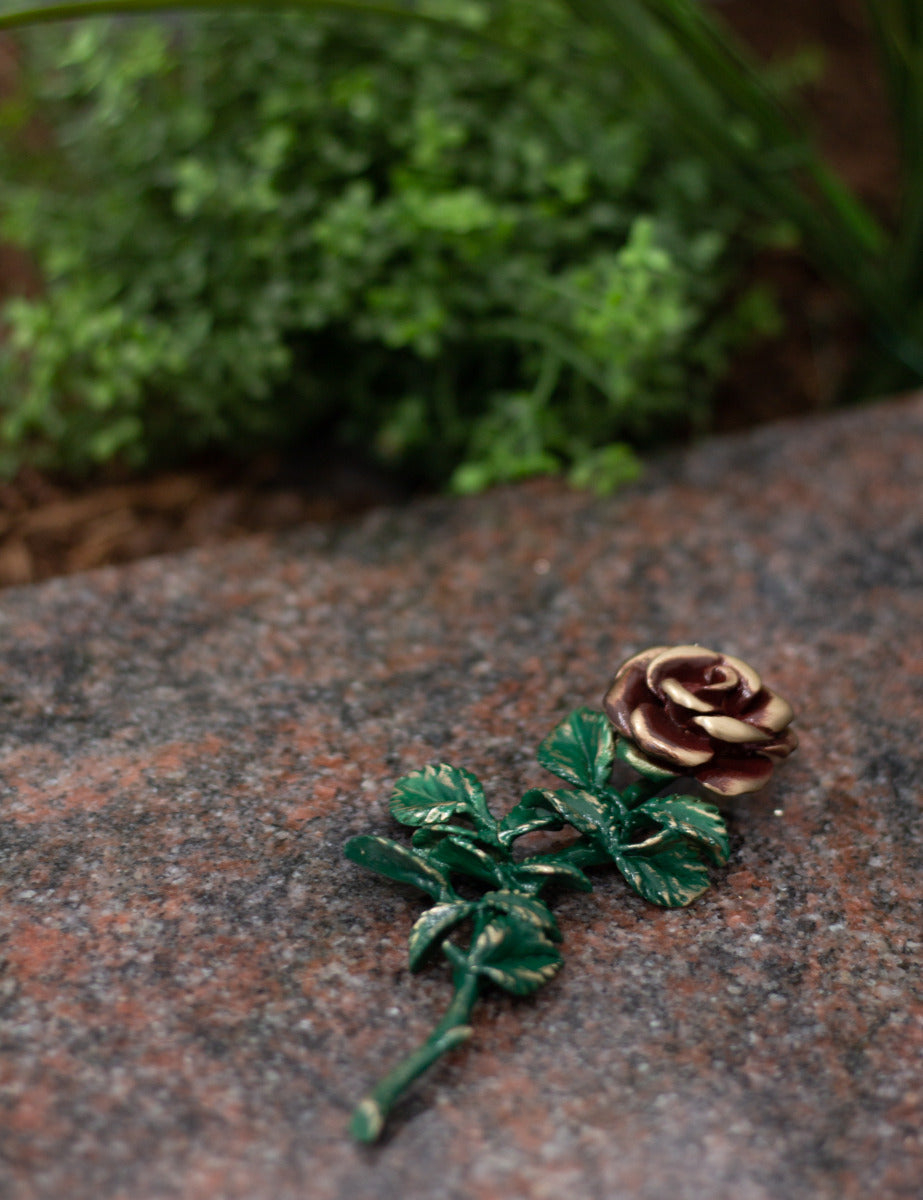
[692,713,773,744]
[629,702,714,768]
[695,754,774,796]
[662,677,715,713]
[603,646,667,737]
[743,689,794,733]
[696,686,736,712]
[701,664,738,692]
[762,727,799,760]
[616,737,681,781]
[719,653,762,700]
[647,645,721,697]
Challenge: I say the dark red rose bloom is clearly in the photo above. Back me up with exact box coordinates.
[604,644,797,796]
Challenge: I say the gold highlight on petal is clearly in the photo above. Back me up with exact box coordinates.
[720,653,762,697]
[693,714,773,743]
[662,677,714,713]
[703,665,738,691]
[603,642,797,797]
[696,756,774,795]
[748,692,794,733]
[646,644,720,691]
[629,705,714,767]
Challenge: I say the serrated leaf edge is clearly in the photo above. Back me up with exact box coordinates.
[408,901,477,971]
[635,796,730,865]
[537,708,615,790]
[389,763,488,828]
[614,844,711,908]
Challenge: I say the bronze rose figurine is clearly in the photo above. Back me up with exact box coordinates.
[604,644,797,796]
[345,644,797,1142]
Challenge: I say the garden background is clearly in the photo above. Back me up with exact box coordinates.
[0,0,913,584]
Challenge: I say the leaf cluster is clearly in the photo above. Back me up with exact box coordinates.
[345,708,730,998]
[531,707,728,906]
[0,2,769,484]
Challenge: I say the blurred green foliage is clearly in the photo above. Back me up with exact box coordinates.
[0,2,773,488]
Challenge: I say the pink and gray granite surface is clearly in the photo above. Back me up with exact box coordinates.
[0,394,921,1200]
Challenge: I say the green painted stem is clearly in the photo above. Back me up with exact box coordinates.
[551,837,611,872]
[543,777,667,871]
[619,777,663,809]
[349,968,481,1143]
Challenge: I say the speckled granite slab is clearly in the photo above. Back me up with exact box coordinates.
[1,394,921,1200]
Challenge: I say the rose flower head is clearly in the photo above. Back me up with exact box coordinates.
[604,644,797,796]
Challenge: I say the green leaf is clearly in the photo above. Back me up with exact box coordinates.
[498,788,565,847]
[430,835,505,887]
[481,890,561,941]
[614,840,711,908]
[633,795,729,864]
[344,834,451,900]
[407,901,476,971]
[615,735,680,781]
[536,786,613,840]
[390,763,489,829]
[566,440,642,495]
[537,707,615,790]
[468,915,563,996]
[512,855,594,894]
[411,823,490,851]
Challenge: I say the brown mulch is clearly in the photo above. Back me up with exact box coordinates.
[0,0,901,587]
[0,454,405,586]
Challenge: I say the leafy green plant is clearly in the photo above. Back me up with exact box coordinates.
[558,0,923,389]
[4,0,921,414]
[0,1,767,486]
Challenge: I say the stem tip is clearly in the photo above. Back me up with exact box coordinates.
[349,1097,385,1144]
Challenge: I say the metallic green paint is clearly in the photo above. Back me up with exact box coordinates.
[345,658,795,1142]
